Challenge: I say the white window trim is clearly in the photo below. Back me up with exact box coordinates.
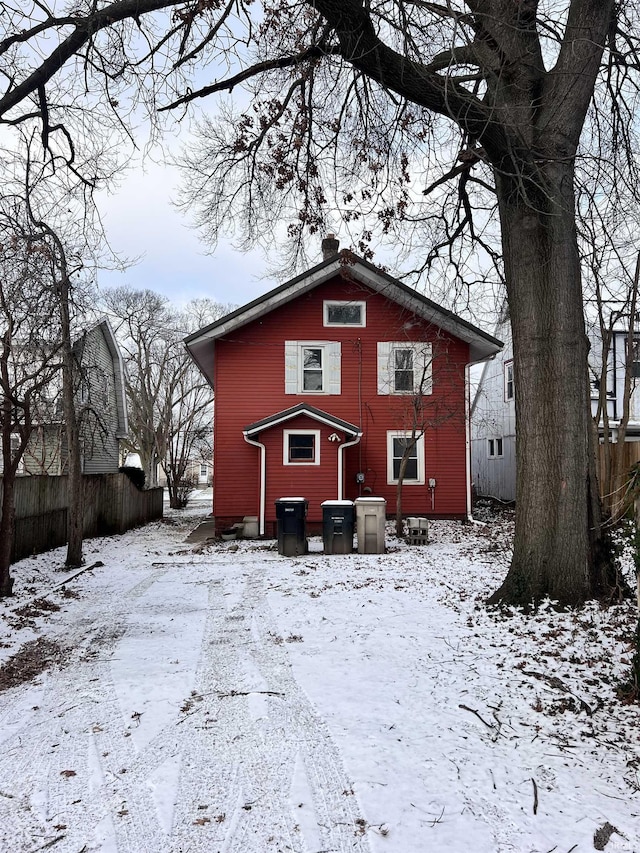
[386,430,425,485]
[285,341,341,395]
[377,342,433,395]
[504,361,514,402]
[487,437,504,459]
[299,344,325,393]
[283,429,321,466]
[9,434,24,474]
[323,300,366,327]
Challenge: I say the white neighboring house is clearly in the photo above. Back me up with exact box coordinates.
[471,308,640,503]
[470,310,516,501]
[157,458,212,488]
[592,322,640,440]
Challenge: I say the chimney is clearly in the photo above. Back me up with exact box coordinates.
[321,233,339,261]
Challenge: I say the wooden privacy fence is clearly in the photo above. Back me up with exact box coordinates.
[598,442,640,511]
[0,473,164,563]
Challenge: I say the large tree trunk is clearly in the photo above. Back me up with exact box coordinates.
[0,468,15,596]
[59,275,84,568]
[488,162,611,606]
[0,371,16,595]
[63,381,84,568]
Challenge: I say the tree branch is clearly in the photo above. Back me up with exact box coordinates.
[159,44,340,112]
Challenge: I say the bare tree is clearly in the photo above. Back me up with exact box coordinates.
[0,206,65,593]
[0,127,117,580]
[2,2,640,604]
[383,336,464,537]
[103,287,230,507]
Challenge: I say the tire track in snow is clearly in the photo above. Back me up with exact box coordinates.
[167,566,371,853]
[0,558,370,852]
[0,567,173,851]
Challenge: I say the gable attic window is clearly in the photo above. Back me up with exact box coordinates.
[323,300,366,327]
[284,430,320,465]
[284,341,341,395]
[377,342,433,395]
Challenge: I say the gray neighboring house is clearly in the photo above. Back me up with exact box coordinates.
[471,308,640,503]
[20,318,129,475]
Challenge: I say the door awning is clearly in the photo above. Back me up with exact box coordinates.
[243,403,362,438]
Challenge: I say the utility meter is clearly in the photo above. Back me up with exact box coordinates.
[356,472,365,484]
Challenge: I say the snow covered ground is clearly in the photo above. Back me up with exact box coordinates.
[1,503,639,852]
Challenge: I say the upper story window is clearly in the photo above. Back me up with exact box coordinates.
[377,342,433,395]
[285,341,341,395]
[302,347,323,391]
[323,300,366,327]
[504,360,514,401]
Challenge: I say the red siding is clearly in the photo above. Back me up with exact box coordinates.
[213,276,470,526]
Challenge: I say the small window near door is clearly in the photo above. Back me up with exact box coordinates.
[284,430,321,465]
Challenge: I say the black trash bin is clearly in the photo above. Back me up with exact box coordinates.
[322,500,355,554]
[275,497,308,556]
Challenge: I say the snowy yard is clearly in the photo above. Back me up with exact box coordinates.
[1,504,639,853]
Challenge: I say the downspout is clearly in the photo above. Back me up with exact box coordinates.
[465,364,474,522]
[243,433,266,536]
[338,432,363,500]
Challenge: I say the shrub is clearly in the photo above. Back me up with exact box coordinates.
[119,465,145,490]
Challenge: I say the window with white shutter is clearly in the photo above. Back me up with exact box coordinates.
[377,342,432,395]
[284,341,341,394]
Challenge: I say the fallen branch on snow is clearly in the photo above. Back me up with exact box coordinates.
[521,670,593,716]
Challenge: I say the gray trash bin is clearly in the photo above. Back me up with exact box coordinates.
[321,500,355,554]
[275,497,308,556]
[355,497,387,554]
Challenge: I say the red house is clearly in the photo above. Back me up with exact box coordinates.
[186,244,501,535]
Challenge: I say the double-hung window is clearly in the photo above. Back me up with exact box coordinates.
[394,348,414,391]
[377,342,432,395]
[302,347,324,391]
[284,341,341,395]
[387,431,425,484]
[504,361,514,401]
